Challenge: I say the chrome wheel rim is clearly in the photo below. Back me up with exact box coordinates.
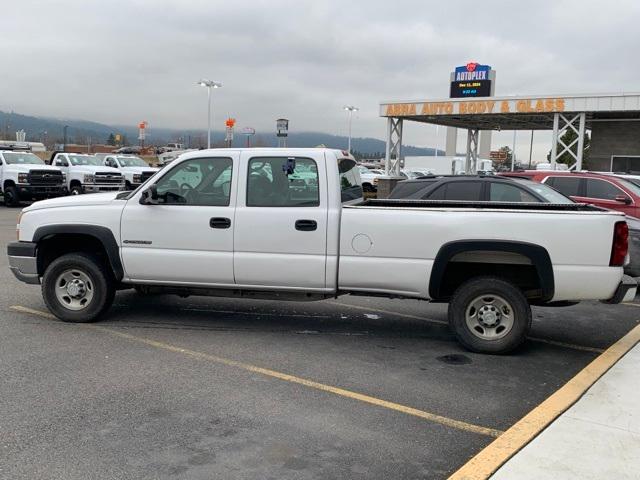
[55,269,94,311]
[465,294,514,340]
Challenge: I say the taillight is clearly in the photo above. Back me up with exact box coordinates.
[610,221,629,266]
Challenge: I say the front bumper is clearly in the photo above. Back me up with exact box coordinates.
[7,241,39,284]
[82,183,124,193]
[603,275,637,304]
[16,184,66,199]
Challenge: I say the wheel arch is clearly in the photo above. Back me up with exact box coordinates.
[34,225,123,281]
[429,240,554,302]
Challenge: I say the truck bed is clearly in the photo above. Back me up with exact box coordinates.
[351,199,604,211]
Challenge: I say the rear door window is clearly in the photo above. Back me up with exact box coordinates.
[247,157,320,207]
[427,181,482,201]
[546,176,581,197]
[489,182,538,202]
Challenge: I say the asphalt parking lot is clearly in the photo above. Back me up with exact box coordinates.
[1,206,639,479]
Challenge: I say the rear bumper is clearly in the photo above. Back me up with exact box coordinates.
[7,241,39,284]
[602,275,637,304]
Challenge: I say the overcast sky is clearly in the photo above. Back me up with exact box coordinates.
[4,0,640,159]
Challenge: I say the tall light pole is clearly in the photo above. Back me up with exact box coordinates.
[343,105,358,154]
[197,79,222,148]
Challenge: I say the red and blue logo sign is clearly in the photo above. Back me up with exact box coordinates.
[454,63,491,81]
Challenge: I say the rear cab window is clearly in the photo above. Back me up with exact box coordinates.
[337,158,363,203]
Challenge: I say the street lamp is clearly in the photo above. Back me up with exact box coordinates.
[343,105,359,154]
[197,79,223,149]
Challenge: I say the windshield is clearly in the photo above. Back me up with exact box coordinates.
[116,156,148,167]
[2,152,45,165]
[513,178,574,203]
[69,155,103,166]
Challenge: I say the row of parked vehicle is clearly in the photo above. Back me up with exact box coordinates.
[0,146,159,207]
[388,170,640,277]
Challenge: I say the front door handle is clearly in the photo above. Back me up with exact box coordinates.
[210,217,231,229]
[295,219,317,231]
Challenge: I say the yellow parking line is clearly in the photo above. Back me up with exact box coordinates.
[331,301,605,353]
[10,305,503,438]
[447,322,640,480]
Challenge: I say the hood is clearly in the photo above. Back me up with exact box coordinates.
[71,165,121,174]
[23,192,123,212]
[5,164,62,173]
[119,166,160,173]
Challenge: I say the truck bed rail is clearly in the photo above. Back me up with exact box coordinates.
[351,199,604,211]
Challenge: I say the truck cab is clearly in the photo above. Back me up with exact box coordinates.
[0,147,65,207]
[51,152,125,195]
[103,155,159,190]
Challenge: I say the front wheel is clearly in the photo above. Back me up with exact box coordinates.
[70,185,83,195]
[4,185,19,207]
[42,253,115,322]
[448,276,531,354]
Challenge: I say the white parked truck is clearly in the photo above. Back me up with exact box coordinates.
[102,155,159,190]
[8,148,636,353]
[51,152,125,195]
[0,147,66,207]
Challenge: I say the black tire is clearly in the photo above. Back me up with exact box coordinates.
[125,181,133,191]
[70,184,83,195]
[4,185,19,207]
[448,276,531,354]
[42,253,115,322]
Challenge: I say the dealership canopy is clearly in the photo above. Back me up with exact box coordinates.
[379,92,640,175]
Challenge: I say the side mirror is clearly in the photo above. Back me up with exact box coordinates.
[139,184,159,205]
[615,195,632,205]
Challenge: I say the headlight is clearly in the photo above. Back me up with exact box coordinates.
[133,174,142,183]
[83,174,95,184]
[61,173,67,182]
[18,173,28,184]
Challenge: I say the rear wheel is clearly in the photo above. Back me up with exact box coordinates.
[4,185,19,207]
[42,253,115,322]
[448,276,531,354]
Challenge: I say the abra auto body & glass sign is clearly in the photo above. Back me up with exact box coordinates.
[383,98,566,117]
[450,62,492,98]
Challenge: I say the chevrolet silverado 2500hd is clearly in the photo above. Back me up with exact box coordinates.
[0,148,65,206]
[51,152,124,194]
[7,148,636,353]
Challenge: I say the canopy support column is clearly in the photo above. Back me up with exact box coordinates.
[550,112,586,170]
[465,128,479,174]
[384,117,403,177]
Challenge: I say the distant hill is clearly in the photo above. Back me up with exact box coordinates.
[0,110,442,157]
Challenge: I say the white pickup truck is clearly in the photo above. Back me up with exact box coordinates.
[102,155,159,190]
[8,148,636,353]
[51,152,125,195]
[0,148,66,207]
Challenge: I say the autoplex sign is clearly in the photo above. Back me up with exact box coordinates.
[450,62,492,98]
[383,98,566,117]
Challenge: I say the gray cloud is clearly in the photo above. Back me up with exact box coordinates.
[3,0,639,159]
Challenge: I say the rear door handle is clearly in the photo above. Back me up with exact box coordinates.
[295,219,317,231]
[210,217,231,229]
